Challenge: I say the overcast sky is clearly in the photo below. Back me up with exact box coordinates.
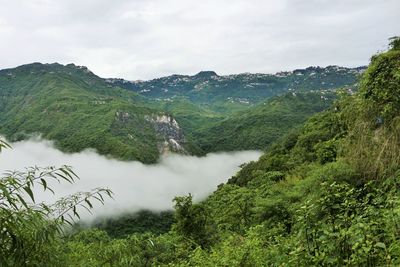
[0,0,398,80]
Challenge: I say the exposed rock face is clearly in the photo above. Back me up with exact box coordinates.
[144,114,187,154]
[115,111,130,122]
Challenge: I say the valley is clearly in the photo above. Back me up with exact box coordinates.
[0,0,398,265]
[1,37,399,266]
[0,63,362,162]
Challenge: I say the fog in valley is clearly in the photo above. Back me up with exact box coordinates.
[0,138,261,221]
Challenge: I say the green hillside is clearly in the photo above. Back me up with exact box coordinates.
[0,62,360,162]
[1,38,399,266]
[0,63,184,163]
[43,37,400,266]
[193,91,335,153]
[109,66,363,104]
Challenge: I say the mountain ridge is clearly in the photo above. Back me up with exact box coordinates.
[2,61,365,86]
[0,62,363,162]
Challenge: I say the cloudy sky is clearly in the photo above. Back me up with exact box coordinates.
[0,0,398,80]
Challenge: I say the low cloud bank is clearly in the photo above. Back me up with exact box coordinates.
[0,139,261,220]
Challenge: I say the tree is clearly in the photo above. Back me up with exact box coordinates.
[173,194,216,249]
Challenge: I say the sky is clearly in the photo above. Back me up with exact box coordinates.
[0,0,398,80]
[0,138,261,220]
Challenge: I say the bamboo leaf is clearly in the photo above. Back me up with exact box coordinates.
[23,186,35,203]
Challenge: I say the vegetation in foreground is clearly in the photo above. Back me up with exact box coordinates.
[0,37,399,266]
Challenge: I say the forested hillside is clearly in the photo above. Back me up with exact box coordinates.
[193,91,334,152]
[61,37,400,266]
[0,63,189,163]
[0,63,360,162]
[108,65,363,104]
[0,38,398,266]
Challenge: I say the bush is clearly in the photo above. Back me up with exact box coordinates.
[359,46,400,121]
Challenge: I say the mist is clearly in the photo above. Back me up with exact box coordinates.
[0,138,261,220]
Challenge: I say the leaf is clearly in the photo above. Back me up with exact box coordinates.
[16,194,28,209]
[23,186,35,202]
[40,178,47,191]
[375,242,386,249]
[79,203,92,214]
[73,206,80,219]
[85,198,93,208]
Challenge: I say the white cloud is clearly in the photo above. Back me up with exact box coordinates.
[0,0,398,79]
[0,138,261,221]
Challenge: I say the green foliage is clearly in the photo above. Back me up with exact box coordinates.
[0,138,112,266]
[194,92,335,153]
[315,139,337,164]
[92,210,175,238]
[0,63,164,163]
[359,44,400,120]
[116,66,362,104]
[64,229,193,266]
[173,194,217,249]
[3,40,399,266]
[0,62,361,162]
[59,39,389,266]
[227,107,346,188]
[389,36,400,50]
[344,118,400,181]
[206,184,255,233]
[0,139,10,151]
[292,178,400,266]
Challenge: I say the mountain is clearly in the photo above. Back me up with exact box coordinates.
[110,65,363,154]
[193,91,335,153]
[58,38,400,266]
[106,65,364,104]
[0,63,189,163]
[0,62,363,162]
